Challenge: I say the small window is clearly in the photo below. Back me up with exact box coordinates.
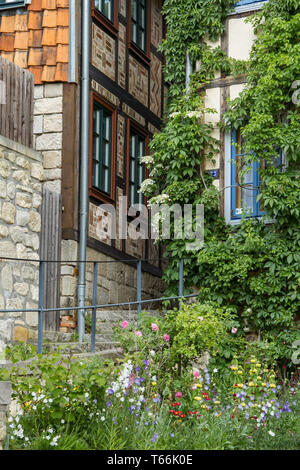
[95,0,114,22]
[131,0,147,52]
[0,0,27,8]
[92,102,113,196]
[230,128,281,219]
[129,131,146,207]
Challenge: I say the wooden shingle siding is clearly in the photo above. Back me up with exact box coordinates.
[0,0,70,84]
[0,57,34,147]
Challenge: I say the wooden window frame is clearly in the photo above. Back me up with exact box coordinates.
[89,92,117,205]
[128,0,151,66]
[126,119,149,211]
[92,0,118,37]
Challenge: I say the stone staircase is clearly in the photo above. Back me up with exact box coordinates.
[35,310,161,359]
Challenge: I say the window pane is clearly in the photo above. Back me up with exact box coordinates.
[92,102,112,195]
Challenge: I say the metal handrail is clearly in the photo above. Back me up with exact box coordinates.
[0,257,194,354]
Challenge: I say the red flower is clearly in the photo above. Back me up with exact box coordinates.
[180,414,186,418]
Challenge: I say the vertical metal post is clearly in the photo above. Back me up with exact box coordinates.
[38,261,45,354]
[179,258,183,310]
[137,260,142,316]
[91,262,98,353]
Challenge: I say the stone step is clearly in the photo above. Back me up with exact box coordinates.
[43,341,121,354]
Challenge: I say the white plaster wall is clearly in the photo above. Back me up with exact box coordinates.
[228,17,256,61]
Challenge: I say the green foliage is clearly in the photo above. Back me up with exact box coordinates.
[143,0,300,369]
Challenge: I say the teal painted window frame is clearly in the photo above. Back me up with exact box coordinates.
[92,101,113,196]
[94,0,114,22]
[131,0,147,52]
[129,130,146,207]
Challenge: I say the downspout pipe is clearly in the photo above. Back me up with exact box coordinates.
[78,0,91,342]
[185,52,193,96]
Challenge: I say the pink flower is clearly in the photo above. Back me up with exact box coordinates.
[121,321,129,329]
[175,392,182,398]
[194,371,200,379]
[231,327,238,334]
[151,323,159,332]
[135,330,142,337]
[163,334,170,342]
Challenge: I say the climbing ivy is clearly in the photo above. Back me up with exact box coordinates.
[142,0,300,368]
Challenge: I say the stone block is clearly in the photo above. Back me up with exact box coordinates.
[28,211,41,233]
[13,326,29,342]
[0,382,12,406]
[0,181,6,198]
[43,114,63,133]
[1,202,16,224]
[44,83,63,98]
[16,192,32,209]
[30,163,44,181]
[43,150,62,169]
[34,97,63,115]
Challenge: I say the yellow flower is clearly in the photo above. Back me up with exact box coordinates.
[249,382,255,387]
[270,384,276,388]
[257,376,261,381]
[262,383,266,387]
[178,419,182,423]
[256,363,261,368]
[215,400,220,405]
[152,382,157,386]
[237,371,243,375]
[196,383,202,388]
[194,396,201,401]
[250,359,256,363]
[252,369,257,373]
[241,403,246,407]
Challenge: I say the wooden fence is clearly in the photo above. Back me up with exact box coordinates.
[0,57,34,148]
[40,188,62,331]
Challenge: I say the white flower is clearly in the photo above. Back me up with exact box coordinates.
[185,110,202,119]
[169,111,181,118]
[150,350,155,356]
[120,397,124,402]
[140,155,154,165]
[213,368,218,373]
[268,430,275,437]
[139,178,155,193]
[101,416,105,422]
[61,420,65,424]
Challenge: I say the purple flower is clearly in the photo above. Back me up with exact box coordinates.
[107,389,114,395]
[143,360,150,365]
[151,433,158,443]
[106,401,112,407]
[170,433,174,438]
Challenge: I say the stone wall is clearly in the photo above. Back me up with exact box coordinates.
[33,83,63,194]
[59,240,164,332]
[0,134,43,353]
[0,382,12,450]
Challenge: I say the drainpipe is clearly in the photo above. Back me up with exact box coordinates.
[185,52,193,95]
[78,0,91,342]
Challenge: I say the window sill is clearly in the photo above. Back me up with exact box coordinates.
[89,188,115,206]
[129,41,150,67]
[92,6,118,37]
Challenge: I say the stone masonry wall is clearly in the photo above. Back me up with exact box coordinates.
[33,83,63,195]
[0,135,43,354]
[59,240,164,332]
